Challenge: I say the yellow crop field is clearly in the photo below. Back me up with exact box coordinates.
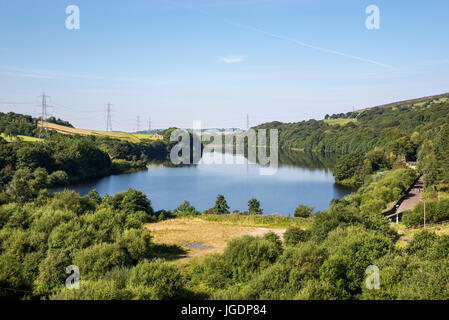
[1,133,40,142]
[39,121,160,142]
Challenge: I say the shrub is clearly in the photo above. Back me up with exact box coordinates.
[116,229,152,263]
[173,200,200,216]
[223,235,281,282]
[294,205,314,218]
[47,170,68,187]
[127,259,183,300]
[34,250,71,295]
[73,243,128,280]
[283,227,311,246]
[403,199,449,228]
[263,232,282,251]
[124,210,155,229]
[398,260,449,299]
[406,230,438,257]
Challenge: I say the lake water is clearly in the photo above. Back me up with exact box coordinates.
[58,151,354,215]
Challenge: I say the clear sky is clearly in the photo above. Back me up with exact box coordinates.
[0,0,449,130]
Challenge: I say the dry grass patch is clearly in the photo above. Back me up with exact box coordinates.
[144,217,285,264]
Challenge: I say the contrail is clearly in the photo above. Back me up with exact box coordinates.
[222,19,396,69]
[166,0,395,69]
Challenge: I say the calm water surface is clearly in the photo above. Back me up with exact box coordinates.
[59,151,354,215]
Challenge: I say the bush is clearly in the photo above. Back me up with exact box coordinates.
[283,227,311,246]
[34,250,71,295]
[263,232,282,251]
[47,170,68,187]
[319,227,393,295]
[403,199,449,228]
[73,243,128,280]
[124,210,156,229]
[173,201,200,216]
[406,230,438,257]
[127,259,183,299]
[116,229,152,263]
[398,260,449,299]
[223,235,281,282]
[294,205,314,218]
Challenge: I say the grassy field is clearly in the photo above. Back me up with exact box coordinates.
[144,215,308,264]
[199,213,312,229]
[324,118,357,126]
[393,222,449,248]
[1,133,39,142]
[39,121,159,142]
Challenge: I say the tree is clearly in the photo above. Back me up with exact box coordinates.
[119,188,153,216]
[248,198,263,215]
[6,168,34,203]
[294,205,314,218]
[333,154,364,183]
[437,116,449,184]
[214,194,230,214]
[173,201,200,216]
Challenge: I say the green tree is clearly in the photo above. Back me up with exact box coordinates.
[214,194,230,214]
[119,188,153,216]
[248,198,263,215]
[294,205,314,218]
[173,201,200,216]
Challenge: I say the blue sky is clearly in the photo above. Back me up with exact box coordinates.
[0,0,449,130]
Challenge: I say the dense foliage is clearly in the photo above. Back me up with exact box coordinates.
[254,94,449,156]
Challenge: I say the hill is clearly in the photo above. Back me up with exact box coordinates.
[254,92,449,155]
[39,121,160,143]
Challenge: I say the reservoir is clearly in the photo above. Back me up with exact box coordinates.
[57,150,354,215]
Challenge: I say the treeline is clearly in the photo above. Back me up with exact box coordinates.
[253,94,449,156]
[0,112,74,137]
[0,112,37,137]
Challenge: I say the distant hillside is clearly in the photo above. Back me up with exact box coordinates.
[39,121,161,143]
[254,92,449,156]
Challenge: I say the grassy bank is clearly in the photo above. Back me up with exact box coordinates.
[198,213,312,229]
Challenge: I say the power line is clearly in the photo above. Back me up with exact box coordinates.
[106,103,112,131]
[136,115,140,132]
[38,93,49,139]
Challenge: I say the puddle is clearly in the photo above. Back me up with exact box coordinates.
[185,242,213,250]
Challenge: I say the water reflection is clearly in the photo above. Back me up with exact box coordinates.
[53,150,355,216]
